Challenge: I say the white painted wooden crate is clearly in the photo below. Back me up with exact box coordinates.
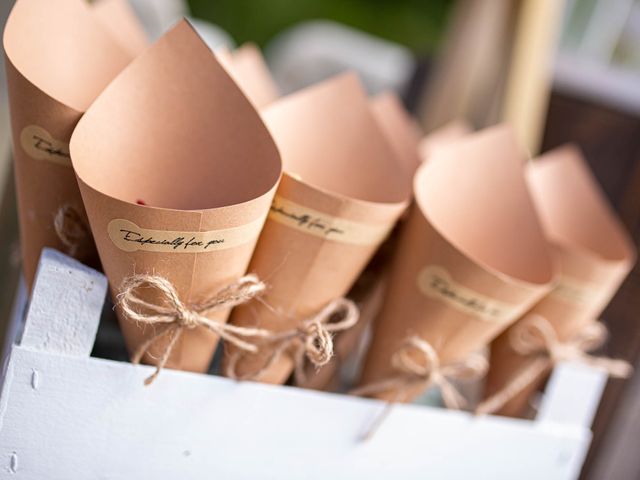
[0,249,608,479]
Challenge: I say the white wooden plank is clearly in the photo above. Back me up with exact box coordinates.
[19,249,107,357]
[0,346,590,480]
[536,362,608,428]
[0,250,601,479]
[0,276,26,392]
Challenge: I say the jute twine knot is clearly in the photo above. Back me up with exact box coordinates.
[352,335,488,409]
[225,298,359,384]
[351,336,487,441]
[117,274,271,385]
[301,318,334,367]
[53,204,91,258]
[476,315,632,415]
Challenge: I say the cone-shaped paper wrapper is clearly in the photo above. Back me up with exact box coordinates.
[223,73,411,384]
[419,120,472,162]
[217,43,279,108]
[297,93,425,390]
[70,21,282,373]
[486,145,636,416]
[3,0,133,289]
[358,125,556,402]
[92,0,149,57]
[370,92,422,177]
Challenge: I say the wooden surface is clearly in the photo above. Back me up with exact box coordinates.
[541,92,640,480]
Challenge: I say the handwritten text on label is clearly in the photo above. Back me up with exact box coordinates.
[108,218,265,253]
[20,125,71,166]
[416,265,520,322]
[268,196,392,246]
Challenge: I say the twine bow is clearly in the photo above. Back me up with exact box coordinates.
[53,204,91,258]
[352,336,488,408]
[117,274,271,385]
[476,315,632,415]
[225,298,359,383]
[351,336,488,441]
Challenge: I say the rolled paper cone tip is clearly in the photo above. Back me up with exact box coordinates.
[224,72,410,384]
[370,91,422,177]
[484,145,636,416]
[91,0,150,57]
[358,125,556,403]
[226,43,279,108]
[418,120,473,162]
[3,0,133,287]
[70,20,282,374]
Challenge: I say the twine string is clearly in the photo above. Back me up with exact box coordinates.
[476,315,632,415]
[117,274,270,385]
[53,204,91,257]
[225,298,359,383]
[351,336,488,441]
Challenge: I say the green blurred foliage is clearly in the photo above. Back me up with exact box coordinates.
[188,0,454,55]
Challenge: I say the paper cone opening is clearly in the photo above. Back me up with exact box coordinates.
[71,20,281,211]
[3,0,132,112]
[262,72,410,206]
[370,91,422,176]
[415,125,554,285]
[527,145,635,264]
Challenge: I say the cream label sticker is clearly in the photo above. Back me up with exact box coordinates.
[416,265,520,322]
[20,125,71,166]
[268,195,392,246]
[108,218,265,253]
[549,275,600,306]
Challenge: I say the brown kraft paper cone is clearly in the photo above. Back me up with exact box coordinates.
[419,120,472,162]
[485,145,636,417]
[91,0,150,57]
[70,20,282,374]
[294,92,427,391]
[357,125,557,403]
[304,120,472,393]
[3,0,133,289]
[217,43,279,108]
[370,91,423,177]
[296,116,470,391]
[222,72,411,385]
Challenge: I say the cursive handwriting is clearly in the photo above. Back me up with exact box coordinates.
[31,135,70,159]
[270,205,344,237]
[427,274,503,319]
[119,229,224,250]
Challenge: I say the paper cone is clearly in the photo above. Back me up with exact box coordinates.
[222,73,411,384]
[92,0,149,57]
[358,125,556,402]
[217,43,279,108]
[70,20,282,373]
[486,145,636,416]
[295,92,425,391]
[370,92,422,177]
[3,0,133,289]
[419,120,472,162]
